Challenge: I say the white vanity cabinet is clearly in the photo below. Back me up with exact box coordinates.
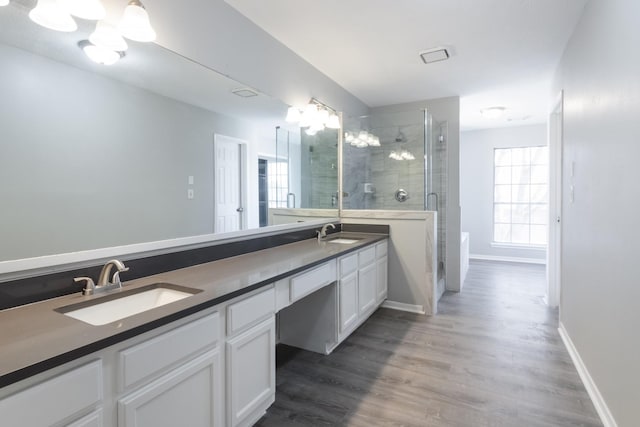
[225,288,276,427]
[376,241,388,304]
[337,239,389,343]
[116,311,223,427]
[0,359,103,427]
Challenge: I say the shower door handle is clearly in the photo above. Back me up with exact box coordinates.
[287,192,296,208]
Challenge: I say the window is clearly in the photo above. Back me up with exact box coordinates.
[493,146,548,246]
[267,160,289,208]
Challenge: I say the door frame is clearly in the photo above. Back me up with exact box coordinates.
[213,134,248,233]
[547,91,563,308]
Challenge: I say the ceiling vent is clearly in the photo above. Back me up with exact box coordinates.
[419,47,450,64]
[231,87,258,97]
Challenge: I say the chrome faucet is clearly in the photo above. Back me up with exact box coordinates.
[75,259,130,296]
[317,223,336,242]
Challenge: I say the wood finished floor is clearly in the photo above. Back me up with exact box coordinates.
[256,260,603,427]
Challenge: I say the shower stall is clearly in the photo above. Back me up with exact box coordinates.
[343,109,448,295]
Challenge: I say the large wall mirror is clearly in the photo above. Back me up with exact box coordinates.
[0,2,338,263]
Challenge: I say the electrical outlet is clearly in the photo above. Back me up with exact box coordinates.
[187,189,194,199]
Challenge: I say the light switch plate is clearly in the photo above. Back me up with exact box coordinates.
[187,189,194,199]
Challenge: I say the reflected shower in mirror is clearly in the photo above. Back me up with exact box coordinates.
[0,2,338,262]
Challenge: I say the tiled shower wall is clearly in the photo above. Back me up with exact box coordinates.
[300,129,339,209]
[343,110,426,210]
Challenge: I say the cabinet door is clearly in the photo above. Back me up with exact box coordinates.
[339,271,358,334]
[118,349,222,427]
[376,257,388,303]
[226,318,276,427]
[358,262,377,316]
[67,409,103,427]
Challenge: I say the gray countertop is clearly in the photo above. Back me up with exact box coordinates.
[0,232,387,387]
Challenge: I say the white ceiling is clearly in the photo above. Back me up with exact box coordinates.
[225,0,587,130]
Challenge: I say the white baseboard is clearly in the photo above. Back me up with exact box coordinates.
[558,323,618,427]
[470,254,545,265]
[381,300,425,315]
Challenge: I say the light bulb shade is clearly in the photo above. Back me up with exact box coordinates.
[358,130,368,140]
[299,103,318,128]
[326,114,340,129]
[370,136,381,146]
[285,106,301,123]
[80,41,122,65]
[305,127,318,136]
[344,132,354,142]
[29,0,77,32]
[59,0,105,20]
[0,0,10,7]
[90,21,128,52]
[317,109,329,124]
[118,0,156,42]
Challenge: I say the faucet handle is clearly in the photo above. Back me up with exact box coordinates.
[74,277,95,294]
[112,266,129,288]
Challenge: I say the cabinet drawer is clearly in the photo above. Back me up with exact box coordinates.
[0,360,102,427]
[339,253,358,277]
[119,312,220,392]
[227,287,275,336]
[359,246,376,267]
[290,261,336,302]
[376,241,388,258]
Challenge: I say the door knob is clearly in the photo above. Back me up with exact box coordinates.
[236,207,244,212]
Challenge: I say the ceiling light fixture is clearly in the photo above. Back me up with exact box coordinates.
[480,106,506,119]
[79,40,125,65]
[419,47,450,64]
[118,0,156,42]
[286,98,340,133]
[89,21,128,52]
[29,0,78,32]
[59,0,106,21]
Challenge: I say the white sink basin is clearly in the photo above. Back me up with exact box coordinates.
[327,238,361,244]
[59,284,199,326]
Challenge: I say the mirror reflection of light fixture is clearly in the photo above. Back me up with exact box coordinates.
[29,0,78,32]
[344,131,380,148]
[90,21,128,52]
[285,106,301,123]
[79,40,125,66]
[286,98,341,134]
[118,0,156,42]
[58,0,106,21]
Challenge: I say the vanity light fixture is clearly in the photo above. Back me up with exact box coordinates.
[286,98,340,133]
[480,106,506,119]
[59,0,106,21]
[79,40,125,65]
[29,0,78,32]
[0,0,10,7]
[90,21,128,52]
[118,0,156,42]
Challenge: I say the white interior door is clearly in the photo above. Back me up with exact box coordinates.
[214,135,245,233]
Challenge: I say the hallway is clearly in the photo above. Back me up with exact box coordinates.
[257,260,602,426]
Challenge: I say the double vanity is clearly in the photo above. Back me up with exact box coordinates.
[0,225,388,427]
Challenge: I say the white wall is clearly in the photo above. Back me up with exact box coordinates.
[0,44,262,260]
[553,1,640,425]
[460,124,547,261]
